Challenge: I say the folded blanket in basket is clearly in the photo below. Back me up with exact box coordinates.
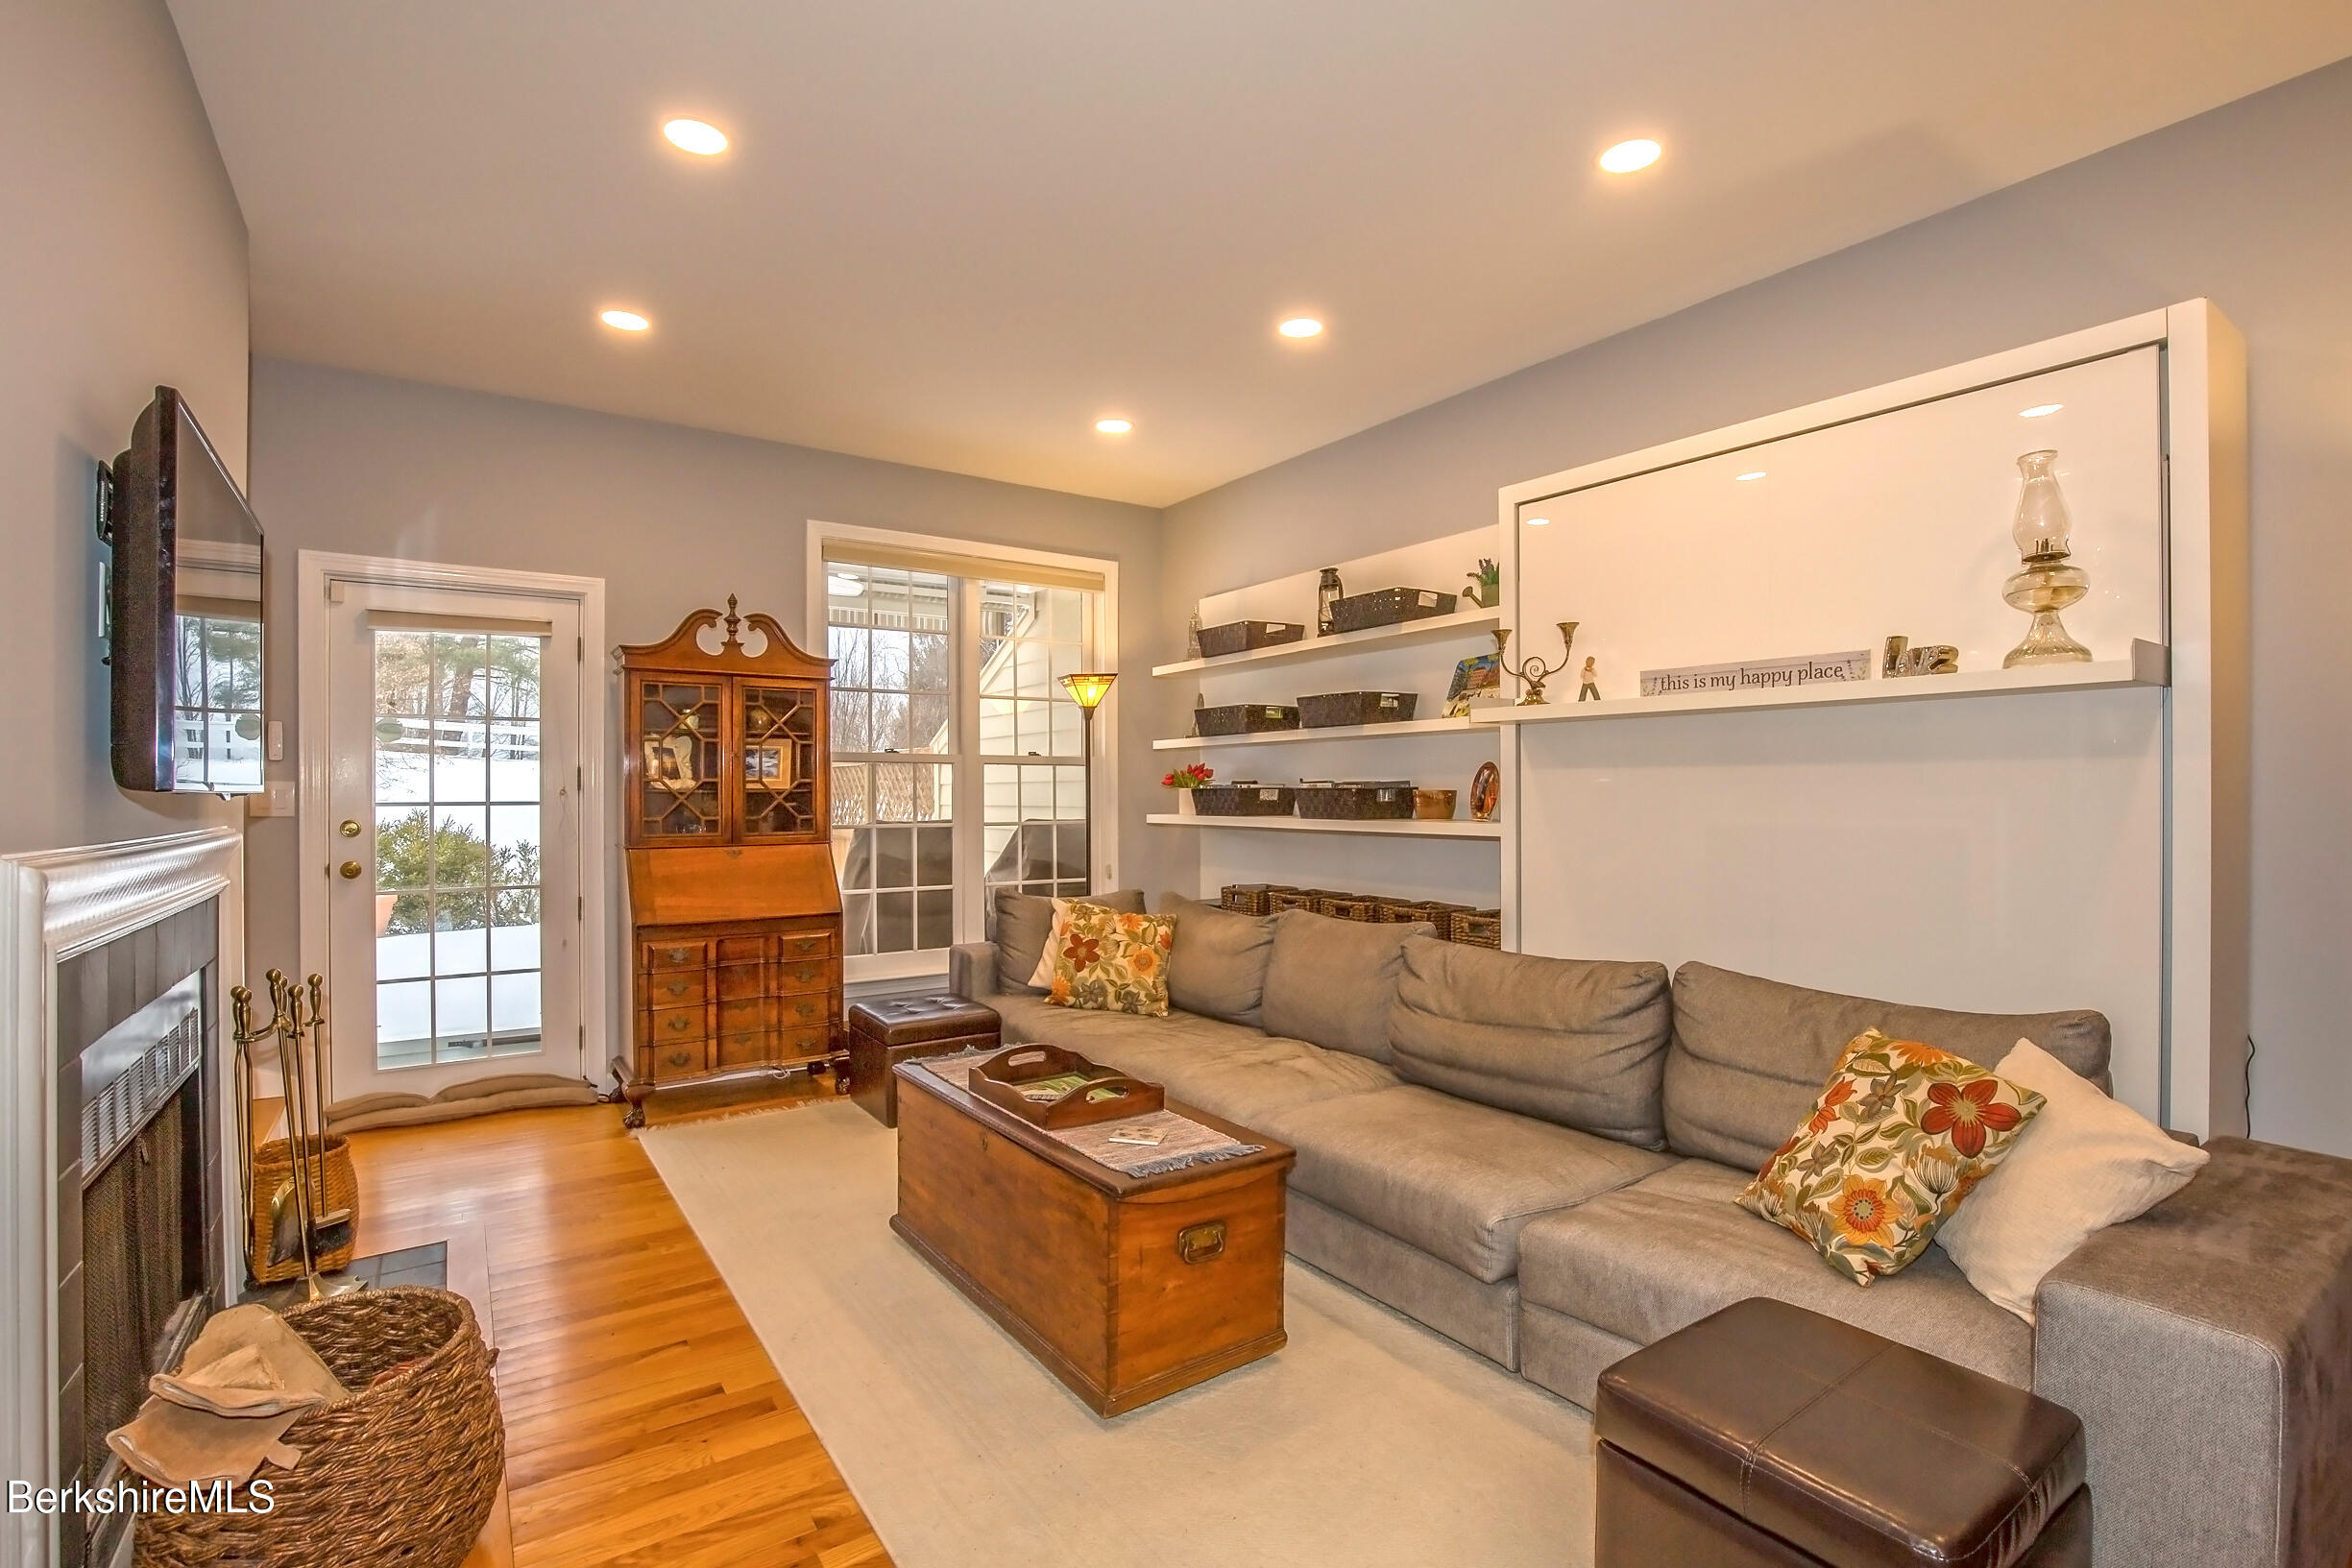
[107,1303,353,1485]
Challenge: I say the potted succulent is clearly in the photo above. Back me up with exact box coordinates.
[1162,761,1213,814]
[1465,558,1501,610]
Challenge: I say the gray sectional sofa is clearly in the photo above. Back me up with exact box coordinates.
[949,895,2352,1568]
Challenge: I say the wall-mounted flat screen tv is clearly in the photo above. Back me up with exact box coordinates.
[105,386,265,794]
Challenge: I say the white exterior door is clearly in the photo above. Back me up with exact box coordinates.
[320,579,586,1103]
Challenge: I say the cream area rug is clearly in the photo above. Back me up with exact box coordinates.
[639,1101,1595,1568]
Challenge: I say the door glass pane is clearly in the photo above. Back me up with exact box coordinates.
[374,629,547,1068]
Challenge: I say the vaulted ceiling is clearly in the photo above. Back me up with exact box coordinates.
[169,1,2352,505]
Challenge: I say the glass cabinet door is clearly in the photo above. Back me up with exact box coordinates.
[636,679,723,838]
[740,681,821,839]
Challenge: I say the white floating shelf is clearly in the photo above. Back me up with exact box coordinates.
[1146,813,1501,840]
[1469,639,2169,726]
[1151,609,1502,677]
[1152,716,1488,751]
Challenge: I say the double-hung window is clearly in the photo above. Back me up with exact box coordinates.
[821,540,1109,980]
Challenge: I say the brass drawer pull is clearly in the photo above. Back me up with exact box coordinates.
[667,1049,692,1068]
[1176,1220,1226,1266]
[664,947,694,964]
[662,977,691,997]
[667,1015,692,1033]
[792,1000,818,1020]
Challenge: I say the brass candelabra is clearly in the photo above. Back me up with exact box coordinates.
[1492,622,1580,705]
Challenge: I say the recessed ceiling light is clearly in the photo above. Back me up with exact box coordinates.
[1277,317,1323,340]
[1598,138,1662,174]
[1095,418,1133,435]
[1524,516,1551,527]
[1735,470,1767,482]
[599,309,650,332]
[663,118,729,156]
[2020,403,2064,418]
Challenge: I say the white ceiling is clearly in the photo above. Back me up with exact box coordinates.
[168,1,2352,507]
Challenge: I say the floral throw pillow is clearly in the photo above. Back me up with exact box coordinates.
[1039,900,1175,1017]
[1736,1028,2046,1287]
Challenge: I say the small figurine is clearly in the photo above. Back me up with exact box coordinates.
[1577,657,1600,702]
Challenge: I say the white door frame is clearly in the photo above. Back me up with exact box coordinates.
[297,550,610,1087]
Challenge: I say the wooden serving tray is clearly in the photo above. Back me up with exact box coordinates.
[967,1045,1165,1129]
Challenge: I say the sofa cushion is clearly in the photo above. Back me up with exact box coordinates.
[990,887,1144,994]
[989,990,1398,1126]
[1260,911,1428,1062]
[1389,937,1670,1149]
[1517,1157,2033,1388]
[1259,1085,1672,1284]
[1664,961,2112,1172]
[1155,893,1277,1026]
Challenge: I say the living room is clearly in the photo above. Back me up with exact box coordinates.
[6,3,2351,1565]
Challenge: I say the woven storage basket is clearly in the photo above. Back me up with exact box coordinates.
[1220,884,1285,915]
[136,1287,503,1568]
[1312,894,1385,923]
[1266,888,1323,913]
[1444,908,1504,949]
[246,1136,359,1284]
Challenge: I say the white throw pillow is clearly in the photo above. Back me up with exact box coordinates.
[1935,1037,2209,1322]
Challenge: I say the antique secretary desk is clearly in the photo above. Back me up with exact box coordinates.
[614,598,844,1125]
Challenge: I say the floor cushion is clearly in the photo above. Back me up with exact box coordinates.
[1260,1085,1673,1284]
[1517,1156,2033,1387]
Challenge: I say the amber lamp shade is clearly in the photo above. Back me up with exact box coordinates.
[1060,672,1117,710]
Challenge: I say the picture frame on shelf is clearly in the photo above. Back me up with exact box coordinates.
[1443,653,1503,716]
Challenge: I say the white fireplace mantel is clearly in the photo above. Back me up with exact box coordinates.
[1,826,244,1568]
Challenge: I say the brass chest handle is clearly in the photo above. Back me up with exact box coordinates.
[1176,1220,1227,1266]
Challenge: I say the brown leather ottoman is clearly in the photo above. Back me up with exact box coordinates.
[846,995,999,1127]
[1595,1297,2090,1568]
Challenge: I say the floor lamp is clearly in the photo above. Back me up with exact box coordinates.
[1060,672,1116,895]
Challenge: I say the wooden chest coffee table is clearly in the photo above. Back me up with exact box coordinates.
[891,1058,1295,1416]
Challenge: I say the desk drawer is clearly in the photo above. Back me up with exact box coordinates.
[643,940,708,973]
[643,969,707,1007]
[650,1039,709,1081]
[776,959,832,995]
[777,929,835,961]
[645,1003,708,1048]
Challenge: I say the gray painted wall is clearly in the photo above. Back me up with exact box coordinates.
[244,359,1167,1061]
[1161,59,2352,1155]
[0,0,250,856]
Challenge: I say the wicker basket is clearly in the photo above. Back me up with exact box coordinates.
[1443,908,1504,949]
[246,1136,359,1284]
[1327,588,1458,634]
[1196,619,1305,658]
[1312,894,1385,923]
[1194,703,1299,736]
[1195,783,1297,816]
[1296,782,1415,821]
[1266,888,1324,913]
[136,1287,503,1568]
[1297,691,1419,728]
[1220,884,1286,915]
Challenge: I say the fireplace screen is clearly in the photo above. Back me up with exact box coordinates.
[80,1003,208,1536]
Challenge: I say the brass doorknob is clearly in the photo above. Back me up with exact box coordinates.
[338,860,363,880]
[339,819,363,838]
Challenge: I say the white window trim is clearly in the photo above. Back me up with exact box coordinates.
[807,521,1120,981]
[295,550,611,1080]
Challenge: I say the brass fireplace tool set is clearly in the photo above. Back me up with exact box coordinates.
[233,970,360,1298]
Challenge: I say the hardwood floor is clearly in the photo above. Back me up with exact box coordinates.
[347,1101,891,1568]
